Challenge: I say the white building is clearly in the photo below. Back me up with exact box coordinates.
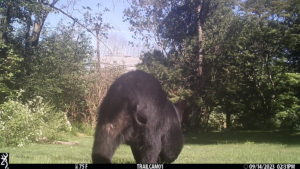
[100,55,141,71]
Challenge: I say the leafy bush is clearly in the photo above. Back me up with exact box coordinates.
[274,109,300,129]
[0,95,71,147]
[207,111,226,131]
[273,73,300,129]
[0,100,35,147]
[29,96,72,140]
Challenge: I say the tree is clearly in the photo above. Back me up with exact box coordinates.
[126,0,237,129]
[81,5,112,69]
[127,0,300,130]
[0,0,119,125]
[23,25,94,122]
[0,0,58,47]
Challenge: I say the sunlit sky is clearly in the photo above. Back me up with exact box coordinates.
[46,0,145,57]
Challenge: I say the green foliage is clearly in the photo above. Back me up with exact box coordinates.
[0,42,23,103]
[1,0,114,126]
[0,93,71,147]
[0,0,299,139]
[207,111,226,131]
[0,99,35,147]
[23,27,94,122]
[70,122,94,136]
[274,73,300,129]
[128,0,300,130]
[138,50,192,102]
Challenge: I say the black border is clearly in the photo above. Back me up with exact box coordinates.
[7,164,299,169]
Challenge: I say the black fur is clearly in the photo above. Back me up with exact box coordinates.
[92,70,183,163]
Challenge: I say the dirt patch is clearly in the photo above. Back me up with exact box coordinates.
[76,132,89,137]
[52,141,79,146]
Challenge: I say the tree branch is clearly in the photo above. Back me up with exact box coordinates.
[41,1,113,55]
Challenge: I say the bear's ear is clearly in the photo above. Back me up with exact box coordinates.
[174,100,187,124]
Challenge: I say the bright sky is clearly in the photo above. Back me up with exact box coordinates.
[46,0,144,57]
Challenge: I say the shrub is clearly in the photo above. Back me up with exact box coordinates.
[29,96,72,140]
[274,108,300,129]
[0,96,71,147]
[207,111,226,131]
[273,73,300,129]
[0,100,36,147]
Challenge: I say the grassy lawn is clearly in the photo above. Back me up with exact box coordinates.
[1,131,300,163]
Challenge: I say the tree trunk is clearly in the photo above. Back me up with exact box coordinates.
[195,0,207,95]
[226,111,231,129]
[28,0,59,47]
[1,3,12,43]
[196,3,204,79]
[24,13,32,50]
[96,26,101,71]
[29,13,48,47]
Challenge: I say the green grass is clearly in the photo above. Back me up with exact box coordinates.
[1,131,300,163]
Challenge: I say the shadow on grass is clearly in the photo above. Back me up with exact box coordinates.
[184,130,300,145]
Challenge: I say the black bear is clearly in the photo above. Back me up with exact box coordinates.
[92,70,183,163]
